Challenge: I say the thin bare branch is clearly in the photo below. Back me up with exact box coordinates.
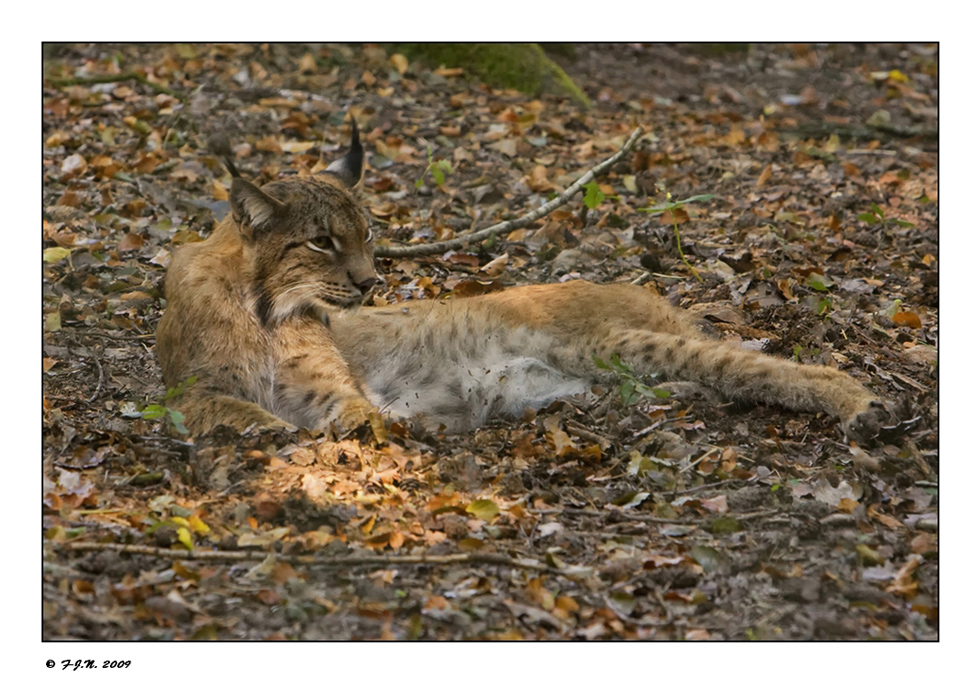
[374,127,643,258]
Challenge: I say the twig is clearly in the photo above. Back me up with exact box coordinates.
[630,272,654,286]
[631,271,698,285]
[677,446,720,475]
[842,149,898,156]
[375,127,643,258]
[671,480,729,496]
[52,541,562,574]
[564,421,611,450]
[86,352,104,404]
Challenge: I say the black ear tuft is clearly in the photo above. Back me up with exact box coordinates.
[208,132,241,178]
[230,178,282,233]
[322,116,364,187]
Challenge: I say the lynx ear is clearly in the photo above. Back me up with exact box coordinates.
[323,117,364,187]
[230,178,282,233]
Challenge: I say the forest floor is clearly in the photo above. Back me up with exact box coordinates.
[42,43,937,641]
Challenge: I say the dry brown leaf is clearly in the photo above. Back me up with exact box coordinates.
[299,52,317,73]
[118,233,144,252]
[528,165,557,192]
[480,253,509,277]
[756,163,772,187]
[892,310,922,328]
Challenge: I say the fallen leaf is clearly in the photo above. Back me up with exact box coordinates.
[543,415,577,456]
[480,253,509,277]
[699,494,728,514]
[43,247,72,263]
[527,165,558,192]
[389,53,408,75]
[892,310,922,328]
[490,138,518,157]
[466,499,500,522]
[61,153,87,176]
[756,163,772,187]
[299,52,317,73]
[118,232,144,252]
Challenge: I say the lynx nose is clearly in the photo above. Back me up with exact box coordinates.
[356,276,381,294]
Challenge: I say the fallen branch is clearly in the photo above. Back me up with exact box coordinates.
[51,541,561,573]
[374,126,643,258]
[45,72,184,100]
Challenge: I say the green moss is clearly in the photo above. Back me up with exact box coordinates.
[398,43,590,108]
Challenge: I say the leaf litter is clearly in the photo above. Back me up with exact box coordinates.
[43,43,936,640]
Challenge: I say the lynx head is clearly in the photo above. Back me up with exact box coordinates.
[228,120,379,326]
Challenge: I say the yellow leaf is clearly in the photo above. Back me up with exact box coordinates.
[43,246,71,263]
[466,499,500,522]
[45,311,61,332]
[177,526,193,550]
[390,53,408,75]
[458,537,484,550]
[888,69,909,83]
[368,410,388,443]
[188,515,211,534]
[824,133,840,154]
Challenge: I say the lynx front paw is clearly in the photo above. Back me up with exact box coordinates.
[250,415,297,432]
[334,398,378,432]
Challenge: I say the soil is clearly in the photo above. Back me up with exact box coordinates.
[42,43,937,641]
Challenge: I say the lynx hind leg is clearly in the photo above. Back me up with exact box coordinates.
[599,329,884,442]
[175,391,295,436]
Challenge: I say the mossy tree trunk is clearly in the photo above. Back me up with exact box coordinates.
[396,43,590,108]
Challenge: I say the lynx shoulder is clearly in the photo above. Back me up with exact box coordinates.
[156,124,886,442]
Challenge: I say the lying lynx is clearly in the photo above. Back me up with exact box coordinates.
[156,122,885,442]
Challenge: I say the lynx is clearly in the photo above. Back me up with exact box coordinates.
[156,123,886,442]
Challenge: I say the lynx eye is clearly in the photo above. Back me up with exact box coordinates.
[365,228,374,244]
[307,236,339,253]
